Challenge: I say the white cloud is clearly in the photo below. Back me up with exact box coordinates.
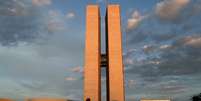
[127,10,145,30]
[143,45,155,53]
[0,0,36,16]
[149,60,161,65]
[65,77,77,81]
[32,0,51,6]
[70,66,82,73]
[66,12,75,19]
[48,10,60,17]
[47,10,67,32]
[183,36,201,48]
[125,58,134,65]
[159,44,172,50]
[8,8,17,13]
[155,0,190,20]
[47,10,76,33]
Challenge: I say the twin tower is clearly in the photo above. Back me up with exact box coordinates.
[84,5,125,101]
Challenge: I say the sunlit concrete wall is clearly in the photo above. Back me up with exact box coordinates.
[107,5,125,101]
[84,5,101,101]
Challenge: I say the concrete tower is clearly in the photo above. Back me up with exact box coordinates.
[106,5,125,101]
[84,5,101,101]
[84,4,125,101]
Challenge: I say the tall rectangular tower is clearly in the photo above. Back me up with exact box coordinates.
[106,5,125,101]
[84,4,125,101]
[84,5,101,101]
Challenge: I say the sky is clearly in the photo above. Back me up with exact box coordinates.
[0,0,201,101]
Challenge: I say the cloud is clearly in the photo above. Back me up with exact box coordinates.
[70,66,82,73]
[0,42,83,99]
[47,10,67,33]
[126,0,201,49]
[169,35,201,49]
[66,12,75,19]
[0,0,50,46]
[124,0,201,87]
[125,58,134,66]
[143,45,156,53]
[127,10,145,30]
[159,84,188,93]
[159,44,172,50]
[0,1,84,98]
[128,80,135,88]
[32,0,51,6]
[0,0,77,46]
[125,1,201,97]
[0,0,28,16]
[1,0,201,100]
[65,77,77,81]
[182,36,201,48]
[0,77,69,99]
[155,0,190,21]
[47,10,77,33]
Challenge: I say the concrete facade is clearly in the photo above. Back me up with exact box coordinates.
[84,5,101,101]
[106,5,125,101]
[84,4,125,101]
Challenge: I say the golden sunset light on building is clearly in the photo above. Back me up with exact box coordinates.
[2,1,190,100]
[84,4,125,101]
[84,5,101,101]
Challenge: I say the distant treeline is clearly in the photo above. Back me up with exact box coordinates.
[192,93,201,101]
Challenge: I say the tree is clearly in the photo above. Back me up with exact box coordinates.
[192,93,201,101]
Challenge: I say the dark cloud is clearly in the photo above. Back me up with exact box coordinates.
[125,1,201,100]
[0,0,49,46]
[0,0,83,99]
[155,0,190,21]
[0,16,47,46]
[1,0,201,100]
[0,0,30,16]
[126,0,201,45]
[126,37,201,77]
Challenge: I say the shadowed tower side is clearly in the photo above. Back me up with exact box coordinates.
[84,5,101,101]
[106,5,125,101]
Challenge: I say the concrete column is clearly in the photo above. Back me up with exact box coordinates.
[107,5,125,101]
[84,5,101,101]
